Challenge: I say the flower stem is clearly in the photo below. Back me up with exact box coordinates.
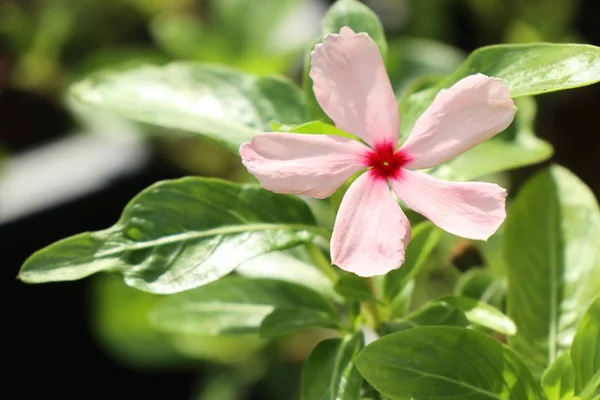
[306,243,338,282]
[362,278,382,329]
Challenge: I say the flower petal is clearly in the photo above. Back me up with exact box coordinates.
[240,133,368,198]
[400,74,516,170]
[310,27,398,147]
[331,173,411,276]
[391,169,507,240]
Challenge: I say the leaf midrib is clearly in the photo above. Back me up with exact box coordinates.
[25,223,326,273]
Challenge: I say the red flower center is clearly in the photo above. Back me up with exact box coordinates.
[366,142,410,180]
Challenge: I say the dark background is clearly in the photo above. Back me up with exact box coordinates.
[3,0,600,398]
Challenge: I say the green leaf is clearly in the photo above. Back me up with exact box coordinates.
[70,63,306,153]
[385,302,469,333]
[273,120,356,139]
[259,308,340,338]
[402,43,600,137]
[505,166,600,376]
[438,295,516,335]
[388,280,415,318]
[454,269,506,311]
[236,251,337,300]
[321,0,386,58]
[355,326,546,400]
[384,222,442,305]
[301,332,364,400]
[571,297,600,397]
[387,38,465,98]
[150,277,335,335]
[19,178,322,294]
[542,353,575,400]
[334,274,375,302]
[91,275,184,368]
[430,97,553,181]
[304,0,386,120]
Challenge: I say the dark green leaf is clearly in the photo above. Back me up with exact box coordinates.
[19,178,323,294]
[385,302,469,333]
[301,332,364,400]
[388,280,415,318]
[150,277,335,335]
[355,326,546,400]
[91,275,184,368]
[571,296,600,398]
[438,295,516,335]
[70,63,306,153]
[260,308,340,338]
[334,274,375,302]
[505,166,600,376]
[454,269,506,311]
[542,353,575,400]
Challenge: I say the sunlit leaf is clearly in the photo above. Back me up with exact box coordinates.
[70,63,306,153]
[402,43,600,136]
[542,353,575,400]
[505,166,600,376]
[19,178,323,294]
[571,296,600,398]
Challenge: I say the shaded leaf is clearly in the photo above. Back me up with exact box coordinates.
[385,222,442,304]
[301,332,364,400]
[260,308,340,338]
[438,295,516,335]
[150,277,335,335]
[385,302,469,333]
[335,274,375,302]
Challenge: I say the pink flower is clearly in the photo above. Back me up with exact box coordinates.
[240,27,516,277]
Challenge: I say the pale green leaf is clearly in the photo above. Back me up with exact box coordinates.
[70,63,306,153]
[505,166,600,376]
[542,353,575,400]
[150,277,336,335]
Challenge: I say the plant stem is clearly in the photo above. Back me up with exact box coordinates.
[306,243,338,282]
[362,277,382,329]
